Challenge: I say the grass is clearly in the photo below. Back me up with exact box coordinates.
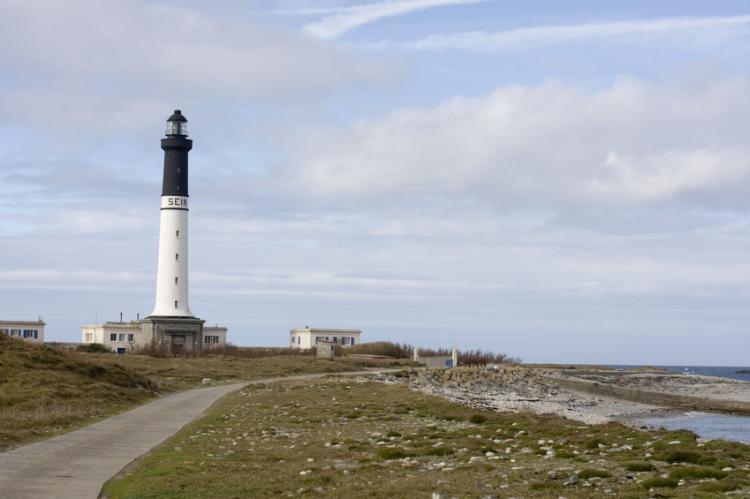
[103,377,750,498]
[0,335,410,450]
[622,461,655,472]
[0,335,159,449]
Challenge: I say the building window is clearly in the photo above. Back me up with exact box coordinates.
[176,230,180,237]
[118,334,125,341]
[127,334,134,342]
[175,277,179,284]
[297,336,300,345]
[110,333,117,341]
[34,330,38,339]
[175,300,179,308]
[175,253,179,261]
[203,336,219,344]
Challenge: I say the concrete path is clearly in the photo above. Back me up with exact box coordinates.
[0,369,395,499]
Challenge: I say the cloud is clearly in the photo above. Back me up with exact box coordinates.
[0,0,387,134]
[361,14,750,51]
[282,76,750,208]
[297,0,488,40]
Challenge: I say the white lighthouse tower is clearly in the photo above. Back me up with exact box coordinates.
[151,110,193,317]
[79,110,229,355]
[143,110,205,354]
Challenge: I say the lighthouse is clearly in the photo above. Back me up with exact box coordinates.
[151,110,193,317]
[142,110,205,354]
[79,110,229,354]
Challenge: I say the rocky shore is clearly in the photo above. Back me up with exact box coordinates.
[404,366,750,426]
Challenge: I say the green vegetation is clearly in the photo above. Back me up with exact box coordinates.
[345,341,518,365]
[76,343,111,353]
[468,414,486,424]
[0,335,158,449]
[577,468,610,479]
[0,336,408,450]
[668,466,727,480]
[623,461,655,472]
[642,477,679,489]
[103,377,750,498]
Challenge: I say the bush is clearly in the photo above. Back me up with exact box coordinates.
[584,438,605,449]
[578,469,610,479]
[377,448,410,460]
[642,477,679,489]
[698,478,746,493]
[469,414,487,424]
[658,450,715,465]
[668,467,727,480]
[623,461,655,472]
[345,341,520,365]
[76,343,110,353]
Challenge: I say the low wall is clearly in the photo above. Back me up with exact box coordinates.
[546,375,750,416]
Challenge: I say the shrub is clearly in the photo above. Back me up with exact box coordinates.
[578,469,610,479]
[76,343,110,353]
[623,461,655,472]
[584,438,605,449]
[469,414,487,424]
[422,447,455,456]
[698,478,746,493]
[668,467,727,480]
[642,477,678,489]
[377,448,410,460]
[658,450,715,465]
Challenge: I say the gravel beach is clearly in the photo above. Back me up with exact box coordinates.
[405,366,750,426]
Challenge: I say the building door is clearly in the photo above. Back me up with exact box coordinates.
[171,335,185,354]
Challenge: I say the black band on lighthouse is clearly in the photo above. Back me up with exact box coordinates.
[161,137,192,196]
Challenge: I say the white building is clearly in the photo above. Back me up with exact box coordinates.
[0,320,45,343]
[290,327,361,350]
[81,321,228,354]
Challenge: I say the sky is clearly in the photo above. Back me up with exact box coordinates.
[2,0,750,364]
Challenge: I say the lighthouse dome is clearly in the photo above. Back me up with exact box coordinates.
[166,110,188,136]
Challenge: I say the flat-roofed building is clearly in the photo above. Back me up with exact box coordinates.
[290,327,361,350]
[202,326,227,349]
[0,320,45,343]
[81,321,228,354]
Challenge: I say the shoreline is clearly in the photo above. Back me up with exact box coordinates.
[401,365,750,429]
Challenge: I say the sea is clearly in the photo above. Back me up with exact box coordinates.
[611,365,750,444]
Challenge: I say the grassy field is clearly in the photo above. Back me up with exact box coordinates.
[104,376,750,498]
[0,336,408,450]
[0,335,159,449]
[84,351,408,389]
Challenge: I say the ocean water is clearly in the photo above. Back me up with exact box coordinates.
[608,365,750,382]
[636,412,750,444]
[611,365,750,444]
[656,365,750,383]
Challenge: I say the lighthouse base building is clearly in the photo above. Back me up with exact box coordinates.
[81,319,227,355]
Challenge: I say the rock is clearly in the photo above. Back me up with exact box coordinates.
[722,466,734,472]
[564,475,579,486]
[201,378,211,385]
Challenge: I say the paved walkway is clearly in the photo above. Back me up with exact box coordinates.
[0,370,394,499]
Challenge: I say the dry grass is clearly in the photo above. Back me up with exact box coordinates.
[103,377,750,498]
[0,336,409,450]
[345,341,518,365]
[0,335,159,450]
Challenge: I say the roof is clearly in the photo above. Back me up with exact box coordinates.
[0,320,45,326]
[290,328,361,334]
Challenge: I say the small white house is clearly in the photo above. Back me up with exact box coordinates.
[0,320,45,343]
[202,326,227,349]
[290,327,361,350]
